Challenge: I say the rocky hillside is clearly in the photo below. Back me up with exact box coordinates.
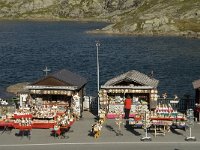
[0,0,199,38]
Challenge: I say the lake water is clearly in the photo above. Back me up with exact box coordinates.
[0,21,200,98]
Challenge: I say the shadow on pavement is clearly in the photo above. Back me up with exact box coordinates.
[124,120,142,136]
[0,127,13,135]
[90,110,98,118]
[15,130,31,137]
[105,124,121,136]
[105,124,116,132]
[15,130,31,140]
[170,127,184,136]
[124,125,142,136]
[88,130,93,137]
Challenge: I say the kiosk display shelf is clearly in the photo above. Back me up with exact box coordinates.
[106,94,149,119]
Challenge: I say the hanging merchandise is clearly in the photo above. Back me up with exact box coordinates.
[115,107,124,136]
[72,94,81,119]
[185,109,196,141]
[141,110,152,141]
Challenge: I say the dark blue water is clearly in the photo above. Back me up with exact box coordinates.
[0,21,200,98]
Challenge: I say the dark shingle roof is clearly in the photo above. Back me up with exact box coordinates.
[104,70,159,88]
[193,79,200,89]
[50,69,87,89]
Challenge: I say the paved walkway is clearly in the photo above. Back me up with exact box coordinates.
[69,111,200,143]
[67,111,97,142]
[0,111,200,145]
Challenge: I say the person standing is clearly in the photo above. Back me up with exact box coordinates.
[124,95,132,119]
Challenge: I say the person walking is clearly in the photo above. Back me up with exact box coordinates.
[124,95,132,119]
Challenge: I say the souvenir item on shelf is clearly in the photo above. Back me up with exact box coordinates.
[91,120,103,138]
[142,111,151,129]
[99,109,106,121]
[71,94,81,119]
[115,96,123,104]
[106,93,150,119]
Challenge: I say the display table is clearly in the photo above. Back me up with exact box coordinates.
[150,117,186,137]
[13,123,32,139]
[151,119,172,137]
[151,117,186,127]
[150,117,186,121]
[0,119,75,130]
[51,120,75,138]
[107,113,135,119]
[152,124,166,137]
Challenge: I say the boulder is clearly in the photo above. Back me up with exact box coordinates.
[142,23,153,31]
[158,24,178,32]
[6,82,30,95]
[122,23,138,32]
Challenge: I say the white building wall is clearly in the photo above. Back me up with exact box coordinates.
[19,94,28,107]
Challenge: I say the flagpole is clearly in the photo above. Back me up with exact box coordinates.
[96,41,100,116]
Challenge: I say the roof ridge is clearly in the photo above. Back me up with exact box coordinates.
[104,70,159,88]
[31,69,87,89]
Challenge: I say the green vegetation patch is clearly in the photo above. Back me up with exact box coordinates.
[0,1,13,8]
[178,0,200,14]
[136,0,164,14]
[112,21,124,31]
[18,6,55,18]
[175,19,200,32]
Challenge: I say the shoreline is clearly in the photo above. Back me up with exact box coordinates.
[0,17,109,23]
[0,17,199,40]
[86,29,200,40]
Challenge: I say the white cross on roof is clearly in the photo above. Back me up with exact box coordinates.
[43,66,51,76]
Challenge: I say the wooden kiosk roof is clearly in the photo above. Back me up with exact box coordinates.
[28,69,87,90]
[102,70,159,88]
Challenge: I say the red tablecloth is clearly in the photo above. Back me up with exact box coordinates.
[32,122,55,129]
[133,117,142,121]
[13,123,32,130]
[106,113,135,119]
[0,121,14,127]
[56,112,65,116]
[14,114,33,119]
[0,119,75,129]
[150,117,186,121]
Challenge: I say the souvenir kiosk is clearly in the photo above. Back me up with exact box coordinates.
[99,70,159,119]
[192,79,200,121]
[17,69,87,129]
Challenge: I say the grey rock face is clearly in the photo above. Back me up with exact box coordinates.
[0,0,199,38]
[0,0,55,17]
